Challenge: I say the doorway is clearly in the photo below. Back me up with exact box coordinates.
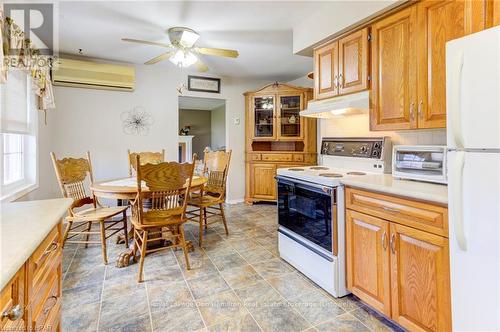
[178,96,226,162]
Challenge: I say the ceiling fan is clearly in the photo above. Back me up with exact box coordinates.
[122,27,239,72]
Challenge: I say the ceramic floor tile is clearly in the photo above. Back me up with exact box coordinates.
[331,294,364,312]
[314,313,370,332]
[351,305,405,332]
[187,272,230,299]
[251,258,294,279]
[249,300,311,332]
[144,264,185,285]
[63,265,105,290]
[148,280,194,313]
[62,282,102,309]
[288,290,345,325]
[99,288,149,330]
[219,264,263,290]
[152,302,205,332]
[196,290,248,327]
[211,252,247,271]
[207,312,261,332]
[233,280,283,309]
[266,272,317,301]
[61,301,100,332]
[238,247,275,264]
[99,313,152,332]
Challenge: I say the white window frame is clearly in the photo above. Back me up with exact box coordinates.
[0,72,39,202]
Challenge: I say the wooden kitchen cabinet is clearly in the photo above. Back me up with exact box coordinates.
[314,41,338,100]
[346,210,391,316]
[249,163,277,200]
[390,223,451,332]
[346,187,451,331]
[370,5,418,131]
[1,269,25,331]
[314,28,369,100]
[338,28,370,96]
[486,0,500,27]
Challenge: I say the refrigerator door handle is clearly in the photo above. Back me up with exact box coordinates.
[450,51,465,149]
[452,151,467,250]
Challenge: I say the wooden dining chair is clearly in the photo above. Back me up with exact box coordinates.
[128,149,165,176]
[187,150,232,247]
[130,155,196,282]
[51,152,129,264]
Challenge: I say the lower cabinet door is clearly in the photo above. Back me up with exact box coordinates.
[346,210,391,316]
[390,223,451,332]
[250,163,277,200]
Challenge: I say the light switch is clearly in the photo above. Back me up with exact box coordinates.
[234,118,240,125]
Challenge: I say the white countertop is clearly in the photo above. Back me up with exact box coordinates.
[340,174,448,205]
[0,198,72,289]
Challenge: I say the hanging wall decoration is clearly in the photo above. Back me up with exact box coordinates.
[121,106,154,136]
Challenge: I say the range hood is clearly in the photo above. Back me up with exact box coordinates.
[300,91,369,118]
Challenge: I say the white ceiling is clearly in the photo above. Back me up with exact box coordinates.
[57,1,324,81]
[179,96,225,111]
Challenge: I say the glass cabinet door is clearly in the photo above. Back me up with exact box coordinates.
[279,95,302,139]
[253,96,275,138]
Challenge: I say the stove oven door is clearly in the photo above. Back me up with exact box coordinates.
[277,177,337,257]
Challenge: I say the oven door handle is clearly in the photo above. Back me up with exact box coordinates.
[276,176,335,196]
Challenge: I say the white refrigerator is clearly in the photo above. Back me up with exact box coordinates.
[446,26,500,331]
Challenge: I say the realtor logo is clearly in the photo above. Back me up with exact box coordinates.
[4,3,55,56]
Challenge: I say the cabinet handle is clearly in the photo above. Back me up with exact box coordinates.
[382,206,398,213]
[382,231,388,250]
[390,234,396,254]
[410,102,415,121]
[338,74,343,88]
[2,304,23,321]
[35,242,59,269]
[333,75,338,89]
[418,100,423,119]
[43,296,58,315]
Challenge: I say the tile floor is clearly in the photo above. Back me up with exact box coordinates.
[61,203,404,332]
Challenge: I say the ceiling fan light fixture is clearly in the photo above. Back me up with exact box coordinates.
[169,49,198,67]
[168,27,200,48]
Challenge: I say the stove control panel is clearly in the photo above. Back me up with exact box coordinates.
[321,138,387,159]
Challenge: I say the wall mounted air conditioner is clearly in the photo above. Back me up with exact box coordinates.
[52,58,135,91]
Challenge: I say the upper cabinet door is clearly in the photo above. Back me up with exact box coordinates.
[390,223,451,332]
[314,41,339,100]
[417,0,484,129]
[252,96,276,140]
[370,6,418,131]
[278,95,303,140]
[338,28,370,95]
[486,0,500,27]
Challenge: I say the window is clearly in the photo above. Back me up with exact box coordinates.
[0,70,38,202]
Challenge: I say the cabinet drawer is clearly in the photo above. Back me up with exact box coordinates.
[1,268,25,330]
[346,188,448,237]
[32,273,60,332]
[250,154,261,161]
[261,153,293,162]
[292,154,304,162]
[30,226,61,295]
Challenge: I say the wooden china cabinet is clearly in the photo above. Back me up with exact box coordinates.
[244,83,317,203]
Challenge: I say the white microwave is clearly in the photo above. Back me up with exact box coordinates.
[392,145,447,184]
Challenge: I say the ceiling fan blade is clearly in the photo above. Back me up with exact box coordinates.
[144,51,175,65]
[195,47,239,58]
[122,38,171,48]
[195,60,209,72]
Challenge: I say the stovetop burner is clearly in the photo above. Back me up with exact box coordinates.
[346,171,366,175]
[309,166,329,170]
[319,173,343,178]
[288,168,305,171]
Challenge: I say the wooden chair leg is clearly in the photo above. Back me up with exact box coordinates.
[203,208,208,230]
[84,221,92,248]
[62,221,72,248]
[198,208,204,247]
[99,221,108,265]
[220,203,229,236]
[122,212,128,247]
[179,225,190,270]
[132,227,138,262]
[137,229,148,283]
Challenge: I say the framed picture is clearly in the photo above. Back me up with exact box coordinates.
[188,75,221,93]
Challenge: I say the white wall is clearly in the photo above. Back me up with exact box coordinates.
[24,64,268,203]
[293,0,400,54]
[210,104,226,150]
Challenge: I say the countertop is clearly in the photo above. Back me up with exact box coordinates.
[0,198,72,289]
[340,174,448,205]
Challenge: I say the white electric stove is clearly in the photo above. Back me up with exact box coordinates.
[276,137,391,297]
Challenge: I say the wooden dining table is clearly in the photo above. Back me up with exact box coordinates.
[90,175,207,267]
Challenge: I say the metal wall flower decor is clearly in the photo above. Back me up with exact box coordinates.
[121,106,154,136]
